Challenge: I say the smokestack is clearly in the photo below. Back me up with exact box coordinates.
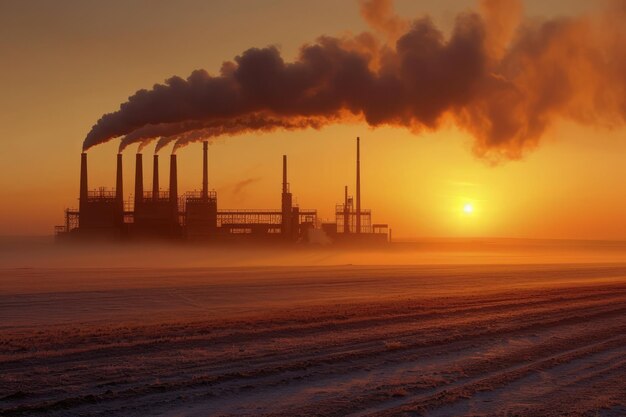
[79,152,88,211]
[356,137,361,234]
[281,154,292,239]
[134,153,143,209]
[152,154,159,201]
[170,154,178,207]
[202,141,208,199]
[116,153,123,206]
[344,185,350,234]
[282,155,287,193]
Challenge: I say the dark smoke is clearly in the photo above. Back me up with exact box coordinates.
[233,177,262,196]
[118,115,325,154]
[84,0,626,160]
[166,115,325,154]
[118,120,210,153]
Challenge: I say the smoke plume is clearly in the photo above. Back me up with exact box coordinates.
[167,115,325,154]
[118,120,210,153]
[232,177,262,199]
[83,0,626,160]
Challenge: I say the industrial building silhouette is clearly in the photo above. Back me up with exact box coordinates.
[56,138,389,244]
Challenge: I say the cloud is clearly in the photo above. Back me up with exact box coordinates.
[83,0,626,161]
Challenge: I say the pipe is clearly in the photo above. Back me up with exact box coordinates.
[344,185,350,234]
[202,141,208,199]
[281,155,292,238]
[134,153,143,209]
[116,153,123,205]
[170,154,178,208]
[282,155,287,193]
[152,154,159,201]
[356,137,361,234]
[79,152,88,210]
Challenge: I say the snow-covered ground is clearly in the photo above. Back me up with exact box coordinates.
[1,242,626,416]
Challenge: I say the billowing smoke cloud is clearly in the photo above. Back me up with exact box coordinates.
[358,0,409,45]
[84,0,626,160]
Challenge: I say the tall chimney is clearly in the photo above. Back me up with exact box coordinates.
[116,153,123,206]
[282,154,287,193]
[79,152,88,212]
[170,154,178,209]
[344,185,350,234]
[281,155,292,239]
[134,153,143,209]
[152,154,159,201]
[202,141,208,199]
[356,137,361,234]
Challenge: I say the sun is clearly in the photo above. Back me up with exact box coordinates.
[463,203,474,214]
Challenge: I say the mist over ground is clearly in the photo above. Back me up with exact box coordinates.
[3,236,626,269]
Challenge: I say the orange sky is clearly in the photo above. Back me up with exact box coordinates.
[1,0,625,239]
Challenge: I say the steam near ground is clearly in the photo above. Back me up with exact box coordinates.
[3,236,626,268]
[1,237,626,416]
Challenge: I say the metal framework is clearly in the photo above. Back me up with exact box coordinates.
[216,209,317,228]
[142,190,170,200]
[84,188,117,202]
[55,209,79,235]
[335,205,372,233]
[372,223,389,234]
[180,190,217,207]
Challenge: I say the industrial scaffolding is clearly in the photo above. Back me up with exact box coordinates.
[55,137,388,244]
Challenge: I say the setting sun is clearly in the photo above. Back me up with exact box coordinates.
[463,203,474,214]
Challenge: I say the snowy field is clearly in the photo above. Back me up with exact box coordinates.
[1,239,626,416]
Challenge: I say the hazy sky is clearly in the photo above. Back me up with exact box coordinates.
[1,0,624,239]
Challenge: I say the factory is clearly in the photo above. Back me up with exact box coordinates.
[55,138,389,244]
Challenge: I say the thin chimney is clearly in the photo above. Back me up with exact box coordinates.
[116,153,123,206]
[79,152,88,211]
[344,185,350,234]
[134,153,143,209]
[282,155,287,194]
[170,154,178,208]
[356,137,361,234]
[202,141,208,199]
[152,154,159,201]
[281,155,293,239]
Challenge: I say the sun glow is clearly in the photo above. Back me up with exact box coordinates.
[463,203,474,214]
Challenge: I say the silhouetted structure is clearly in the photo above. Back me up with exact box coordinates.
[184,141,217,239]
[325,137,388,244]
[131,154,181,238]
[56,138,388,244]
[63,153,125,239]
